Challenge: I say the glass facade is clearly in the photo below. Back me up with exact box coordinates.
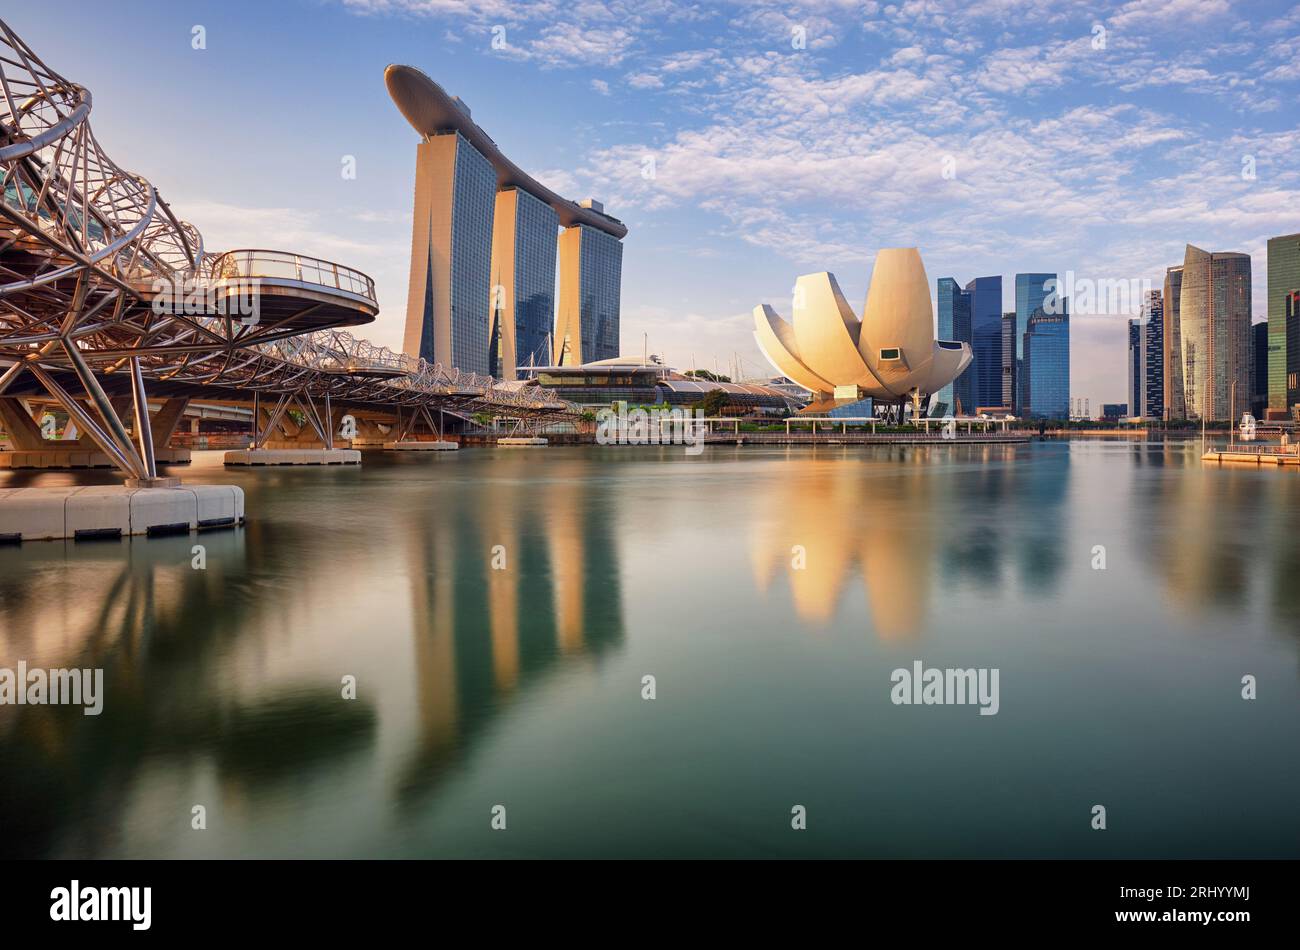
[1015,273,1055,413]
[1179,246,1250,421]
[489,188,559,378]
[1128,318,1142,418]
[577,226,624,364]
[1267,233,1300,415]
[1143,290,1164,420]
[1163,266,1184,419]
[936,277,973,414]
[1001,312,1017,410]
[447,135,496,377]
[965,276,1003,410]
[1023,301,1069,419]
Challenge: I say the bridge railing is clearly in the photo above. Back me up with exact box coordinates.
[210,249,377,303]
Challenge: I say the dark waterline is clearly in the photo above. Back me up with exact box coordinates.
[1,441,1297,858]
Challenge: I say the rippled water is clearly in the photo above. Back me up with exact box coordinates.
[1,440,1297,858]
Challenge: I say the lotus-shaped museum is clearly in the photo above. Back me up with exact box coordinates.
[753,248,972,411]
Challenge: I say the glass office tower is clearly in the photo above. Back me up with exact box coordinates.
[1015,273,1055,413]
[1163,265,1185,419]
[1128,318,1143,418]
[401,131,496,376]
[1023,298,1070,419]
[1001,312,1017,410]
[1142,290,1164,420]
[556,224,624,365]
[965,276,1003,411]
[936,277,973,415]
[489,187,559,379]
[1178,245,1251,421]
[1267,233,1300,416]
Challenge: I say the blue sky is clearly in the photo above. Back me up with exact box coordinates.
[17,0,1300,406]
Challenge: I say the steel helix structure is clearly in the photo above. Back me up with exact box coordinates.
[0,18,571,479]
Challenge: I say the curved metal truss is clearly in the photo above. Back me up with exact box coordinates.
[0,18,571,479]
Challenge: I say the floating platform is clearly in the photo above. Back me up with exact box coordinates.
[0,447,191,469]
[1202,447,1300,466]
[224,448,360,466]
[0,485,244,543]
[383,441,458,451]
[498,437,548,447]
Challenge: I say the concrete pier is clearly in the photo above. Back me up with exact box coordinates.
[224,448,360,466]
[498,437,548,447]
[0,484,244,543]
[0,447,191,469]
[383,440,458,451]
[1202,447,1300,466]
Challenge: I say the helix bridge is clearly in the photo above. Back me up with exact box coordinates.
[0,18,571,483]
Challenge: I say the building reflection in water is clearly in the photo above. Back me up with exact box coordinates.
[399,459,624,805]
[750,447,939,641]
[1130,439,1300,643]
[750,443,1068,639]
[0,526,377,858]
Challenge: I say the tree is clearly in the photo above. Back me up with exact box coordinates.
[694,388,730,417]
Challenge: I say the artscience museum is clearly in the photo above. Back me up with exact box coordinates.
[753,248,973,416]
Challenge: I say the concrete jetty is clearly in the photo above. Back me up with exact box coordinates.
[0,485,244,543]
[224,449,360,466]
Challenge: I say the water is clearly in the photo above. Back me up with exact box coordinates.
[1,441,1297,858]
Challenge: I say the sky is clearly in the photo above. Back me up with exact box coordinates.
[13,0,1300,407]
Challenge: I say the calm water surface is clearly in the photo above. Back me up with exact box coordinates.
[1,441,1297,858]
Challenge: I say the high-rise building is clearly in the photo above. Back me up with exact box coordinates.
[489,187,559,379]
[1001,312,1017,411]
[936,277,973,414]
[555,213,624,366]
[1015,273,1055,413]
[1177,244,1251,421]
[1252,320,1269,419]
[965,276,1003,411]
[401,131,497,376]
[1267,233,1300,417]
[1141,290,1164,419]
[1023,297,1069,419]
[386,65,627,378]
[1163,265,1184,419]
[1289,291,1300,415]
[1128,318,1143,418]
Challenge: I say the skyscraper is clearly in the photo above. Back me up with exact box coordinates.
[386,65,627,378]
[1163,265,1184,419]
[1142,290,1164,420]
[1252,320,1269,419]
[1023,298,1069,419]
[401,131,497,376]
[556,213,624,366]
[1267,233,1300,417]
[1288,291,1300,416]
[1178,244,1251,421]
[965,275,1003,411]
[1001,312,1017,411]
[489,187,558,379]
[936,277,973,414]
[1015,273,1055,413]
[1128,318,1142,418]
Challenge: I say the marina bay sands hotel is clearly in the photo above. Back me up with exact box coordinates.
[385,66,627,379]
